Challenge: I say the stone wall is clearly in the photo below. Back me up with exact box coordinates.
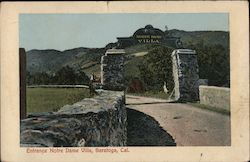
[172,49,199,102]
[199,85,230,111]
[20,90,127,147]
[101,49,125,91]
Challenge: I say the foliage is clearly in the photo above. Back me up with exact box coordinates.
[137,42,230,95]
[26,71,51,85]
[27,66,90,85]
[187,43,230,87]
[26,88,92,113]
[138,45,174,91]
[124,57,144,84]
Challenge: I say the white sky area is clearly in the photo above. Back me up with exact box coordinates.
[19,13,229,51]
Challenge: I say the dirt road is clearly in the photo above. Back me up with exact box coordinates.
[126,95,231,146]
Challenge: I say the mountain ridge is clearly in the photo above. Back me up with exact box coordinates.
[26,29,229,76]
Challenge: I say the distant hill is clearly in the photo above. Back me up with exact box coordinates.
[26,29,229,78]
[168,29,229,49]
[27,47,105,76]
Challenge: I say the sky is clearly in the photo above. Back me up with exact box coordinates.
[19,13,229,51]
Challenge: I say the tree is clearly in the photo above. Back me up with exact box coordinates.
[138,41,230,92]
[75,69,90,85]
[138,45,174,91]
[26,72,51,85]
[187,43,230,87]
[53,66,90,85]
[26,66,90,85]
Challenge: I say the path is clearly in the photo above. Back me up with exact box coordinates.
[126,95,231,146]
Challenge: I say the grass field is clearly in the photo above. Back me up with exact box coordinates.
[26,88,92,113]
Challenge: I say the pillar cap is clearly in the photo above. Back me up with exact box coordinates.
[172,49,196,56]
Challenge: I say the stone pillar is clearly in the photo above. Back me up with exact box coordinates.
[101,49,125,91]
[172,49,199,102]
[19,48,27,119]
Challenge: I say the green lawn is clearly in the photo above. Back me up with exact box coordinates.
[26,88,92,113]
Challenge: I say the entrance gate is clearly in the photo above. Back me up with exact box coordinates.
[101,48,199,102]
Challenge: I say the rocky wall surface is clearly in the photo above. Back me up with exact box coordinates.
[199,86,230,111]
[172,49,199,102]
[20,90,127,147]
[101,49,125,91]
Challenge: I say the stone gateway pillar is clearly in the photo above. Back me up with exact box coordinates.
[101,49,125,91]
[172,49,199,102]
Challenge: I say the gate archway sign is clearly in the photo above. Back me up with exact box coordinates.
[116,25,182,49]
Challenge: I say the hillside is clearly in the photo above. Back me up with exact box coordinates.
[27,47,105,76]
[26,29,229,79]
[168,29,229,49]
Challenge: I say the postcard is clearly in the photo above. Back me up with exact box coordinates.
[0,1,249,162]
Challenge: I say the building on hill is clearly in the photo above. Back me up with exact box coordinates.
[116,25,183,49]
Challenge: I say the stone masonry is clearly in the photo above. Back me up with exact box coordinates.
[199,85,230,111]
[101,49,125,91]
[20,90,127,147]
[172,49,199,102]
